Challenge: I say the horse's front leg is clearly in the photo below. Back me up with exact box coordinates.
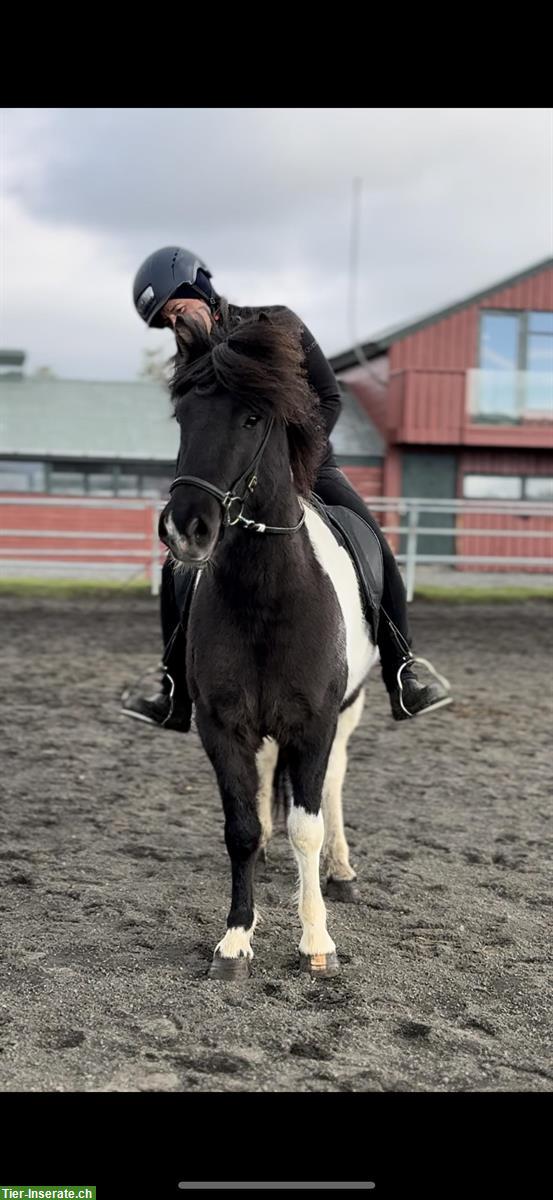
[195,708,261,980]
[286,722,340,977]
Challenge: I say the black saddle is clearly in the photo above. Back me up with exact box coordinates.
[308,493,384,642]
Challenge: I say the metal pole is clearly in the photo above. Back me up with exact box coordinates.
[405,504,419,602]
[151,504,161,596]
[348,177,367,368]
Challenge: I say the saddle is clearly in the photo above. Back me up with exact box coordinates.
[308,493,384,642]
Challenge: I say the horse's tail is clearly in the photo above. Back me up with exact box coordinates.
[272,746,293,821]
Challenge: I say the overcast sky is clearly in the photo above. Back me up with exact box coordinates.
[2,107,552,381]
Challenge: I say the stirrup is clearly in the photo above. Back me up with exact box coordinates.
[120,661,176,718]
[396,656,451,718]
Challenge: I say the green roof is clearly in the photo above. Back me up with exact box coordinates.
[0,378,178,462]
[0,376,383,463]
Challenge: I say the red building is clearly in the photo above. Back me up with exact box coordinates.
[331,258,553,569]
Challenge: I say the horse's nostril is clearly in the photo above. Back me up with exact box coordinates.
[186,516,210,546]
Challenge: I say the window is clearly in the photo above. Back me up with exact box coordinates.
[477,310,553,419]
[528,313,553,334]
[463,474,522,500]
[525,476,553,501]
[49,470,86,495]
[140,473,173,498]
[526,312,553,413]
[0,460,46,492]
[117,473,140,497]
[88,471,116,496]
[480,313,520,372]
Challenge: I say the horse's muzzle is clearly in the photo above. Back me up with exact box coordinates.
[159,503,220,564]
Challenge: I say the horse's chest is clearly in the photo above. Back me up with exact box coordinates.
[189,593,342,728]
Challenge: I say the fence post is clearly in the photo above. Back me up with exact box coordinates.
[150,504,161,596]
[405,504,419,602]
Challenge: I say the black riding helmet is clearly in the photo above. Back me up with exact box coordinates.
[133,246,217,328]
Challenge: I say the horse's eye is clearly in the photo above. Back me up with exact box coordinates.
[244,415,260,428]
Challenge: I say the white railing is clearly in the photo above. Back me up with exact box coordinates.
[365,497,553,600]
[467,369,553,422]
[1,494,552,601]
[0,495,165,594]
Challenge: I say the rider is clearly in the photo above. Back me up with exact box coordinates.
[123,245,452,730]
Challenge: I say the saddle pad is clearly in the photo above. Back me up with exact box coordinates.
[308,494,384,640]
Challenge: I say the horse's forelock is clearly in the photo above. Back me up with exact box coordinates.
[170,314,325,492]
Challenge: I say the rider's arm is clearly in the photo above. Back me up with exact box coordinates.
[266,304,342,438]
[297,318,343,439]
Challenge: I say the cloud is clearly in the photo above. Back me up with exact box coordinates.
[3,107,552,377]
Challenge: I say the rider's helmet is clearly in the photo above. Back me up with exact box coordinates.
[133,246,217,327]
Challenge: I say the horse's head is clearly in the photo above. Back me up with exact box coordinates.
[159,311,325,565]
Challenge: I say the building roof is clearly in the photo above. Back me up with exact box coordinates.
[330,256,553,372]
[0,379,178,462]
[0,376,384,463]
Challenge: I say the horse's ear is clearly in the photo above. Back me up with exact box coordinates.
[257,311,271,324]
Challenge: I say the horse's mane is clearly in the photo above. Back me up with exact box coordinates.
[170,310,326,496]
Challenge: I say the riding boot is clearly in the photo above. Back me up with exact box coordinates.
[377,616,451,721]
[121,568,195,732]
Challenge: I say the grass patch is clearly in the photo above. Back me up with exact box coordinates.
[0,578,551,604]
[0,577,153,599]
[414,585,553,602]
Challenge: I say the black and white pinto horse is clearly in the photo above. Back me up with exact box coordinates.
[160,312,379,978]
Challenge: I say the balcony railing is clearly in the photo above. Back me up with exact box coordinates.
[467,369,553,424]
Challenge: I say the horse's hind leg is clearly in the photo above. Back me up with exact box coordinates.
[256,736,279,860]
[286,724,339,977]
[322,688,365,903]
[195,712,261,980]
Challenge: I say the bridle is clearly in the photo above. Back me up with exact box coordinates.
[169,415,305,536]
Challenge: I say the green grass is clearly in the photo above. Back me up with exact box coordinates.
[0,578,551,604]
[0,577,153,599]
[414,585,553,602]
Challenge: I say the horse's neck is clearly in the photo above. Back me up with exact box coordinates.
[214,482,309,602]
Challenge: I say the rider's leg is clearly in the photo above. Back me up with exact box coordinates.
[314,455,451,720]
[121,556,194,731]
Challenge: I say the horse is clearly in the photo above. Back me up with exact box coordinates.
[159,310,379,978]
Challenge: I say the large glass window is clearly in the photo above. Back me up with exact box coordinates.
[476,310,553,420]
[478,313,520,419]
[526,312,553,413]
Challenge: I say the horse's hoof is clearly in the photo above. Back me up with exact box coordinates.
[325,877,360,904]
[299,951,340,977]
[208,952,252,981]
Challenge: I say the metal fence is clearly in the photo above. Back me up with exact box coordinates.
[1,494,552,600]
[367,497,553,600]
[0,495,163,591]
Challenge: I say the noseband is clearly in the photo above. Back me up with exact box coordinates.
[169,415,305,536]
